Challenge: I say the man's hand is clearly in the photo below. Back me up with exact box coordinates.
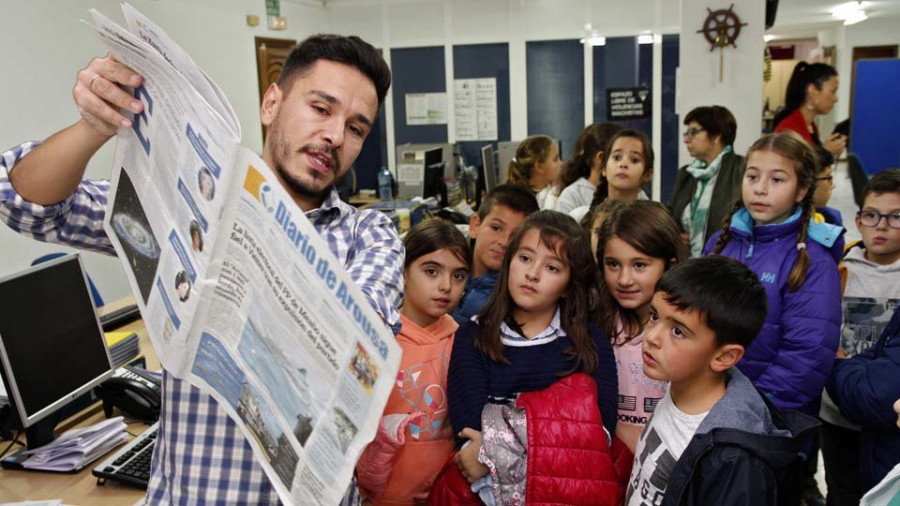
[822,133,847,157]
[73,54,145,137]
[454,428,489,484]
[836,347,849,359]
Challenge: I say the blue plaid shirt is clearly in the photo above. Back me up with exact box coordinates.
[1,142,404,505]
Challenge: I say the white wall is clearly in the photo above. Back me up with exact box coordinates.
[0,0,326,301]
[677,0,765,166]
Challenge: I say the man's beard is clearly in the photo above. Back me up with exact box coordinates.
[270,128,342,200]
[276,163,333,199]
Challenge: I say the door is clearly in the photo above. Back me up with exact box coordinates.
[255,37,297,141]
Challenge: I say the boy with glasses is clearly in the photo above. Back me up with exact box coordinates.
[821,169,900,505]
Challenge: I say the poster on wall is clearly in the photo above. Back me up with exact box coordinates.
[454,78,498,141]
[405,93,448,125]
[607,87,651,120]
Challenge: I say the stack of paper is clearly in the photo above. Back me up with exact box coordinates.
[0,374,8,406]
[21,416,127,472]
[105,331,139,368]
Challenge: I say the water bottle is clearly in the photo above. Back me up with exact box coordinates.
[378,167,393,202]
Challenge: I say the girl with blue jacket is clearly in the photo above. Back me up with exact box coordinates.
[705,131,843,416]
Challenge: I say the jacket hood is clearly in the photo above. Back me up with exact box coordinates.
[843,244,900,273]
[730,207,845,263]
[398,314,458,346]
[693,369,819,469]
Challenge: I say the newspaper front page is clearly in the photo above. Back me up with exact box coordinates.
[87,5,401,504]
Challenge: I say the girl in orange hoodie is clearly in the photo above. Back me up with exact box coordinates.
[357,219,471,504]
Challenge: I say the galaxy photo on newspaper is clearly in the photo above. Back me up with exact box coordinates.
[110,169,161,303]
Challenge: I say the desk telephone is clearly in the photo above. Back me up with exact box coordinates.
[95,366,161,422]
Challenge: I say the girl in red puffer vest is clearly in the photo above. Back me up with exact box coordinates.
[436,211,625,505]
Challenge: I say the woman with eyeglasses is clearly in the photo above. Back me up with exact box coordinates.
[773,61,847,157]
[667,105,745,257]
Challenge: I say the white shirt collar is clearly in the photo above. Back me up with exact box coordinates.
[499,307,566,347]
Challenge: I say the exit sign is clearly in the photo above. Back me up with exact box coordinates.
[266,0,280,16]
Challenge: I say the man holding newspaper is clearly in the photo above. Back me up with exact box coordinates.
[0,28,403,505]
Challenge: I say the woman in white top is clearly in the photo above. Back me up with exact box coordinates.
[554,123,623,214]
[505,135,563,209]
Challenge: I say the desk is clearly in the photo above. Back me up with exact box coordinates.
[0,297,154,505]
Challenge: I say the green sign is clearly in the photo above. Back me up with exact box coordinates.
[265,0,280,17]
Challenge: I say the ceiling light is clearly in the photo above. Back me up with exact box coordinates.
[638,34,654,44]
[580,35,606,46]
[832,2,868,25]
[843,10,868,25]
[764,34,776,42]
[580,31,606,46]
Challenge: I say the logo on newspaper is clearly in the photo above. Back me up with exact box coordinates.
[243,166,274,213]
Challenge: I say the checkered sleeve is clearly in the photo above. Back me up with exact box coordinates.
[0,141,115,255]
[347,209,404,327]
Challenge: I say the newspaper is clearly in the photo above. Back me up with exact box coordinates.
[85,5,401,504]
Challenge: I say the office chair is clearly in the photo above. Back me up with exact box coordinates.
[31,253,104,307]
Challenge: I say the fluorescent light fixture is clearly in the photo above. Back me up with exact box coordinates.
[764,34,776,42]
[843,10,868,25]
[580,35,606,46]
[832,2,868,25]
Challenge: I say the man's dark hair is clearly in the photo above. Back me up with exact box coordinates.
[656,256,767,348]
[863,169,900,203]
[684,105,737,147]
[477,184,539,220]
[278,34,391,106]
[833,119,851,138]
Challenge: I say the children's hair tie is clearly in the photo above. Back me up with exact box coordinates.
[796,242,807,251]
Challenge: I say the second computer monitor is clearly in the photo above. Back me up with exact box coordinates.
[423,147,447,206]
[0,254,114,451]
[481,144,497,194]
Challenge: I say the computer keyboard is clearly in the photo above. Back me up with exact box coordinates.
[92,421,158,489]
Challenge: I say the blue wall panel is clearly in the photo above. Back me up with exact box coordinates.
[355,103,388,190]
[661,34,680,203]
[852,59,900,174]
[594,37,651,139]
[391,46,447,146]
[526,40,584,161]
[453,43,511,168]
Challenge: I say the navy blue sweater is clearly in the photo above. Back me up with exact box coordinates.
[447,320,618,448]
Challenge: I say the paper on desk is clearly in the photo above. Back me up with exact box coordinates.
[20,416,127,471]
[0,374,8,406]
[0,501,65,506]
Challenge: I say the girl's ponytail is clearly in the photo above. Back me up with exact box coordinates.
[710,199,743,255]
[506,135,553,189]
[787,196,814,291]
[506,158,527,186]
[590,177,610,208]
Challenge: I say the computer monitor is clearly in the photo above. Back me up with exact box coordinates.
[0,254,114,459]
[497,141,520,184]
[481,144,497,193]
[422,147,447,207]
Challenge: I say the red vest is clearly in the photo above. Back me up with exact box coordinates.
[428,373,629,505]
